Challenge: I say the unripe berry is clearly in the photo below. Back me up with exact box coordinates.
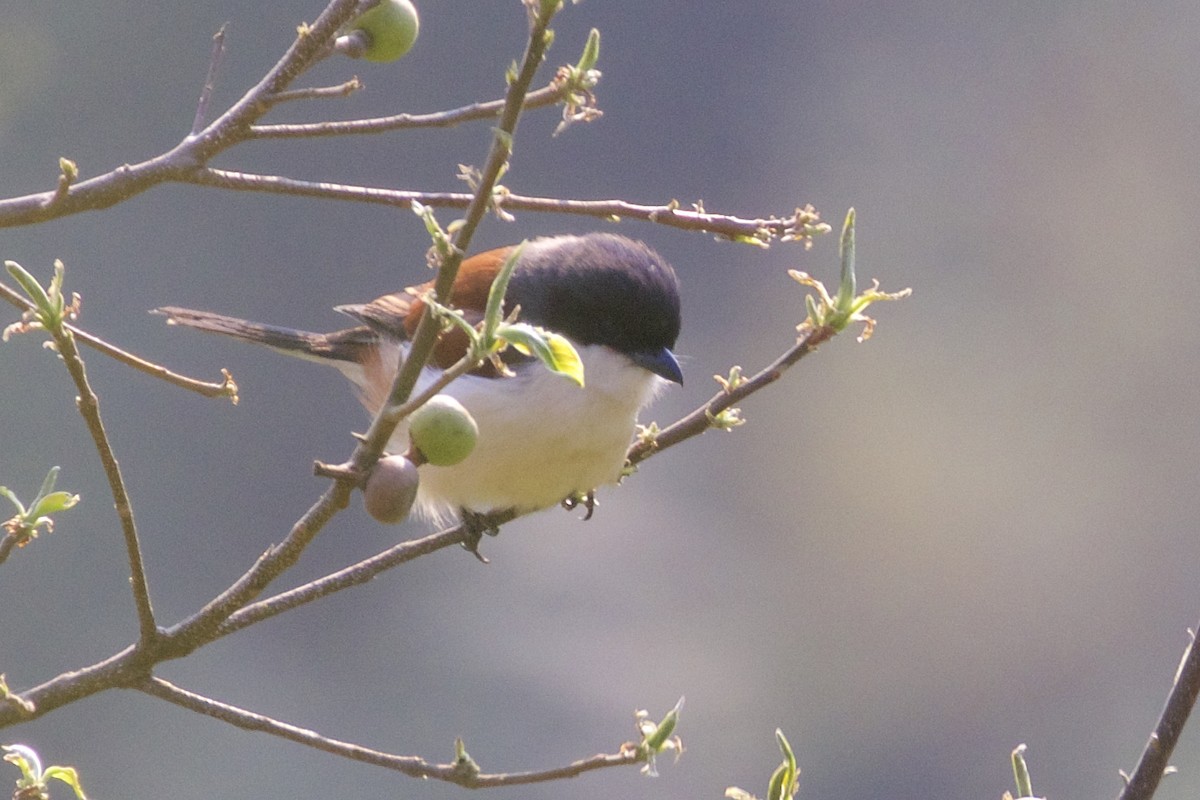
[363,454,420,524]
[408,395,478,467]
[343,0,420,63]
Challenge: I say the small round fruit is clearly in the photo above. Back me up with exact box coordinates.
[347,0,420,63]
[408,395,479,467]
[363,455,420,524]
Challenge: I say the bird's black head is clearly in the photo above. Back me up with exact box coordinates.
[507,233,683,383]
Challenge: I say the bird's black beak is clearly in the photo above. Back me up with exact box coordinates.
[631,346,683,385]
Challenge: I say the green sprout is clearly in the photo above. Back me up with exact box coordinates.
[1,467,80,549]
[3,744,87,800]
[635,697,685,777]
[554,28,604,135]
[789,208,911,342]
[450,737,480,780]
[2,260,80,342]
[726,729,800,800]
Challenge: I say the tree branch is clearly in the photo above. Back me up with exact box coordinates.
[1117,625,1200,800]
[46,307,159,643]
[138,676,644,787]
[628,324,836,465]
[248,79,568,138]
[186,167,824,246]
[0,280,237,401]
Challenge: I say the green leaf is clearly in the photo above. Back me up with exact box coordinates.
[576,28,600,72]
[43,765,87,800]
[834,207,857,310]
[1011,744,1033,798]
[0,486,28,516]
[482,241,526,344]
[421,295,480,347]
[497,323,585,386]
[767,729,799,800]
[642,696,684,752]
[29,490,80,519]
[35,465,60,502]
[5,261,53,316]
[48,260,67,316]
[2,744,41,782]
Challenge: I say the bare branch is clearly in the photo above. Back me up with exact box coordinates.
[628,325,835,465]
[0,280,237,401]
[249,80,568,138]
[0,532,19,566]
[139,676,644,787]
[266,77,364,105]
[47,310,159,643]
[0,0,364,230]
[186,168,823,245]
[216,522,477,636]
[1117,626,1200,800]
[191,24,228,135]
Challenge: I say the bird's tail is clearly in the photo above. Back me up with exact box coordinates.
[152,306,375,367]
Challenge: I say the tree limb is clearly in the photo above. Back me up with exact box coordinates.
[1117,626,1200,800]
[139,676,644,787]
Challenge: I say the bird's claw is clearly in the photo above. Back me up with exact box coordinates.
[460,509,501,563]
[561,490,597,521]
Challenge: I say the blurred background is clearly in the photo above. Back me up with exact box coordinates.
[3,1,1199,799]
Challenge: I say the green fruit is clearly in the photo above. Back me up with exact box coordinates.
[363,455,420,524]
[348,0,420,63]
[408,395,478,467]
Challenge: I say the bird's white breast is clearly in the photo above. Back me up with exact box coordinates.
[346,343,667,524]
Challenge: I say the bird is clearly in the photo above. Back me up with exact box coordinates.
[154,232,683,526]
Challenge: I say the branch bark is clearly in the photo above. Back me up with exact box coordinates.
[1117,626,1200,800]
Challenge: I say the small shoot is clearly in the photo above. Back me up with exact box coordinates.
[635,696,685,777]
[789,209,910,342]
[2,260,80,342]
[1011,744,1035,799]
[450,737,480,780]
[707,366,747,430]
[411,202,461,268]
[1,467,80,550]
[554,27,604,135]
[780,204,832,250]
[2,744,87,800]
[726,729,800,800]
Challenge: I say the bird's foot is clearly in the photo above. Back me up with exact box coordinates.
[561,490,597,521]
[459,509,501,563]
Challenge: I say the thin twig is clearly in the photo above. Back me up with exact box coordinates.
[139,676,643,786]
[217,523,470,634]
[187,168,822,245]
[249,80,569,138]
[191,24,228,135]
[48,315,159,643]
[266,78,363,105]
[0,280,237,400]
[0,533,19,566]
[0,0,364,230]
[1117,625,1200,800]
[628,324,836,465]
